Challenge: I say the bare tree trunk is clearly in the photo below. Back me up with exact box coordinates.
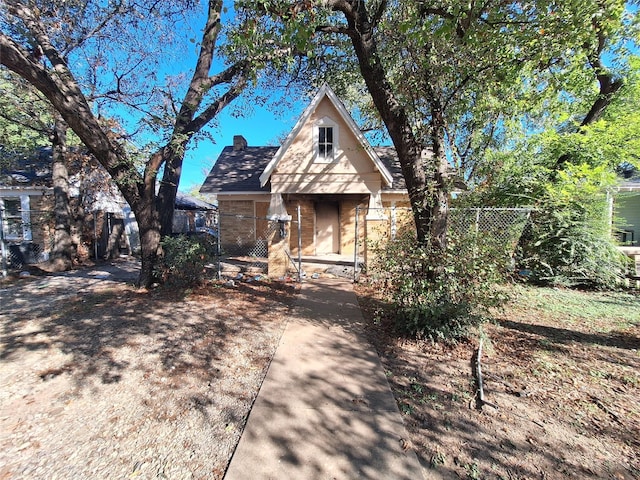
[136,196,161,288]
[426,79,450,252]
[157,145,184,237]
[48,116,74,271]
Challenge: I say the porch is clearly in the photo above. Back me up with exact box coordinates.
[216,252,364,281]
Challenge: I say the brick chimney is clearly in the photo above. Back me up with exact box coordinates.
[233,135,248,151]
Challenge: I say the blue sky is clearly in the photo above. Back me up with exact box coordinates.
[178,103,300,193]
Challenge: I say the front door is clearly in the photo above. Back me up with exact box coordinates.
[315,202,340,255]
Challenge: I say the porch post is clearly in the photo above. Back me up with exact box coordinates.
[364,189,388,266]
[267,193,291,279]
[267,219,290,278]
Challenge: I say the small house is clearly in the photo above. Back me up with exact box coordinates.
[199,84,411,277]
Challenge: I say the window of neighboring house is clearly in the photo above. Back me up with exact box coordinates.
[315,117,339,163]
[2,196,31,240]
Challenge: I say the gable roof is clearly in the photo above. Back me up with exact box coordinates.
[259,84,393,188]
[199,145,406,194]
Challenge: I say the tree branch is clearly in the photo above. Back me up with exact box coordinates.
[581,18,624,127]
[370,0,387,28]
[61,1,127,58]
[185,75,248,135]
[1,5,142,208]
[315,24,352,35]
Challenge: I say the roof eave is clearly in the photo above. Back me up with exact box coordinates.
[259,84,394,188]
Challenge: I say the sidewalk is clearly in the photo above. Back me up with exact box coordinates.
[224,278,425,479]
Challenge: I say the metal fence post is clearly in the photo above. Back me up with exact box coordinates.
[354,205,359,283]
[297,205,302,282]
[0,204,7,277]
[216,216,222,280]
[93,211,98,261]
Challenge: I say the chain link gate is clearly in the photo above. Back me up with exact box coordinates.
[214,206,302,282]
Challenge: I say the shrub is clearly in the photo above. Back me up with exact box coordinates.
[368,229,510,343]
[156,233,217,287]
[516,164,628,289]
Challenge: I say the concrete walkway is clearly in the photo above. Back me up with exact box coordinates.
[224,278,425,479]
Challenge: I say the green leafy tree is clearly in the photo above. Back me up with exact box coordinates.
[241,0,638,260]
[462,56,640,287]
[520,164,625,287]
[0,0,297,287]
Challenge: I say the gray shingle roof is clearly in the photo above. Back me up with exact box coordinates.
[199,145,407,193]
[374,147,406,191]
[0,146,52,187]
[175,193,217,210]
[200,146,279,193]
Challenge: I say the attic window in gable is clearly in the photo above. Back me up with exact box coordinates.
[314,117,338,163]
[319,127,333,160]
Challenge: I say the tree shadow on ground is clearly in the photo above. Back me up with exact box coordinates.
[498,319,640,350]
[354,284,640,480]
[0,263,294,390]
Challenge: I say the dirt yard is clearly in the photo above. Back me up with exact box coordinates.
[356,283,640,480]
[1,261,638,480]
[0,260,294,479]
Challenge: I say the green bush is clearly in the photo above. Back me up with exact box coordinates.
[156,234,217,287]
[516,164,628,288]
[368,229,510,343]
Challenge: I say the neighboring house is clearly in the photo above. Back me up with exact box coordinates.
[1,146,219,269]
[0,146,133,265]
[173,193,218,234]
[615,170,640,247]
[615,168,640,276]
[199,84,411,276]
[0,147,52,264]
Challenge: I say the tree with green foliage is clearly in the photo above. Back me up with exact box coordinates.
[0,0,298,287]
[462,55,640,287]
[242,0,639,258]
[234,0,638,335]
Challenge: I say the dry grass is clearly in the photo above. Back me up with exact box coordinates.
[0,266,294,479]
[355,283,640,480]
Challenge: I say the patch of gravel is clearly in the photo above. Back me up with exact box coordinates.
[0,262,293,479]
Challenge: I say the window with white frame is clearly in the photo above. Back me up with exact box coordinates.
[1,196,31,240]
[318,126,333,160]
[314,117,339,163]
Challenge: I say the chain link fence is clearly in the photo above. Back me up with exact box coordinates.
[362,206,531,244]
[356,206,531,280]
[449,207,532,249]
[214,209,302,281]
